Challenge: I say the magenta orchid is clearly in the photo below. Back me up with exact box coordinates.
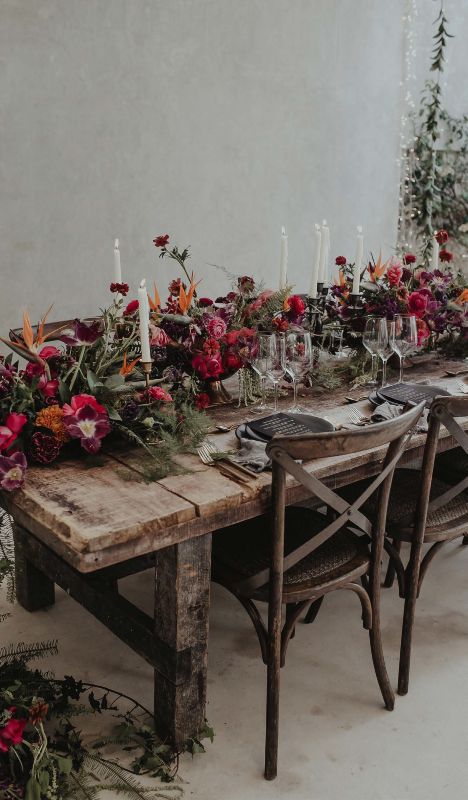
[0,413,28,451]
[62,394,111,454]
[0,451,28,490]
[60,319,103,346]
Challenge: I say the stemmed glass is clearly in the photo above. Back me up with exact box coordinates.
[362,317,381,386]
[249,333,273,413]
[391,314,418,383]
[284,331,312,413]
[376,319,394,388]
[266,334,286,412]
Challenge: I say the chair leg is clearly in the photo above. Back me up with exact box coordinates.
[462,534,468,546]
[398,565,419,696]
[303,596,323,625]
[264,606,282,780]
[384,538,401,588]
[368,568,394,710]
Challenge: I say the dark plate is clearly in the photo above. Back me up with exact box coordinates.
[376,382,451,408]
[236,413,334,443]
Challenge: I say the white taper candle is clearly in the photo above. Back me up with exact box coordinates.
[353,226,364,295]
[114,239,122,283]
[309,224,321,298]
[431,238,439,270]
[279,226,288,290]
[138,279,152,363]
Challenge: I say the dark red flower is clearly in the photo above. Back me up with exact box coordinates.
[439,249,453,263]
[403,253,416,264]
[198,297,214,307]
[435,229,449,245]
[38,345,62,360]
[60,319,103,346]
[153,234,170,248]
[124,299,139,316]
[0,711,27,751]
[195,392,211,410]
[272,317,289,332]
[224,352,242,372]
[335,256,347,266]
[29,431,61,464]
[407,291,428,318]
[191,353,223,380]
[110,282,129,296]
[288,295,306,316]
[0,413,28,451]
[169,278,185,296]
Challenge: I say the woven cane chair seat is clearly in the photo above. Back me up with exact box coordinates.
[340,470,468,542]
[212,507,369,602]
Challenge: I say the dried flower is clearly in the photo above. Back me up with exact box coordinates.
[439,249,453,263]
[29,702,49,726]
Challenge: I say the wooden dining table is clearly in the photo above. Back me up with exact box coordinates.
[3,359,467,748]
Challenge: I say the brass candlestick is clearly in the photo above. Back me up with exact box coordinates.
[141,361,152,389]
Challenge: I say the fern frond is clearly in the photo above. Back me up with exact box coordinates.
[82,755,183,798]
[0,639,58,665]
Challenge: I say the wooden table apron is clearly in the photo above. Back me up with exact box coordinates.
[3,368,466,747]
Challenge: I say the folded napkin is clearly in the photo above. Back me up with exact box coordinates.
[370,401,428,432]
[231,437,271,473]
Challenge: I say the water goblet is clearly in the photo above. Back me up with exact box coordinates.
[391,314,418,383]
[266,333,286,412]
[284,331,312,413]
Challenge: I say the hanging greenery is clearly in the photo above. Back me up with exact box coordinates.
[404,5,468,247]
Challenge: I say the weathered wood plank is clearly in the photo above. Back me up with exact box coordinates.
[153,534,212,746]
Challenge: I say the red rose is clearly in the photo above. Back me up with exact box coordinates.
[407,291,428,318]
[153,234,170,248]
[224,353,242,372]
[0,710,27,752]
[195,392,211,410]
[335,256,347,266]
[124,299,139,315]
[439,249,453,263]
[435,229,449,245]
[288,295,306,316]
[403,253,416,265]
[191,353,223,379]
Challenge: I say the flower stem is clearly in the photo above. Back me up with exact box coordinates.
[69,345,86,392]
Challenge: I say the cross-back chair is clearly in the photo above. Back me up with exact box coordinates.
[374,395,468,696]
[211,402,425,780]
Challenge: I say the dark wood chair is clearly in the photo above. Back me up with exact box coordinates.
[342,395,468,697]
[434,446,468,546]
[211,402,425,780]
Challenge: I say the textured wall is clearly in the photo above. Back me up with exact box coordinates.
[1,0,407,333]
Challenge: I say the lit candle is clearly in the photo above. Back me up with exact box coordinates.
[309,224,321,298]
[353,226,364,295]
[114,239,122,283]
[138,279,151,363]
[319,220,329,286]
[431,237,439,270]
[279,226,288,290]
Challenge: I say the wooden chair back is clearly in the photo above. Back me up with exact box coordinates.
[236,402,425,594]
[410,394,468,544]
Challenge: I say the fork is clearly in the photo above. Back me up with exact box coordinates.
[456,380,468,395]
[197,440,218,464]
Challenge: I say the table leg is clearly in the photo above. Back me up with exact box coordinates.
[13,525,55,611]
[153,533,211,747]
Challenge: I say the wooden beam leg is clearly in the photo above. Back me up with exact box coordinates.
[153,534,211,748]
[13,525,55,611]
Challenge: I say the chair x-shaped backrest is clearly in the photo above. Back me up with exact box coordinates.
[423,396,468,517]
[236,402,425,594]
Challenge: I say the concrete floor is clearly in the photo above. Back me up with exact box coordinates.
[3,540,468,800]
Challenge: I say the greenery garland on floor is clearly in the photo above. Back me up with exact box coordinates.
[0,512,213,800]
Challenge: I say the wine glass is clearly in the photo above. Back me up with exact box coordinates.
[249,333,273,413]
[284,331,312,413]
[266,334,286,412]
[376,319,394,388]
[391,314,418,383]
[362,317,381,386]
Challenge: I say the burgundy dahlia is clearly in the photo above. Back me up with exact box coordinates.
[29,431,61,464]
[335,256,347,266]
[110,282,129,296]
[153,234,170,248]
[435,229,449,245]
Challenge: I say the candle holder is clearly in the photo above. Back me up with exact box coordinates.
[141,361,152,389]
[316,282,324,295]
[349,293,363,308]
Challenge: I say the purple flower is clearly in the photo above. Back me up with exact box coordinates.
[63,395,111,453]
[0,451,27,491]
[60,319,103,346]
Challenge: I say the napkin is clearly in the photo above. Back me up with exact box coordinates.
[231,436,271,473]
[370,401,428,432]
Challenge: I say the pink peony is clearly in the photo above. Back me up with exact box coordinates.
[0,452,28,491]
[206,316,227,339]
[407,291,428,318]
[0,413,28,451]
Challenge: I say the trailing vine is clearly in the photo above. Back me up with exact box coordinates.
[402,5,468,248]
